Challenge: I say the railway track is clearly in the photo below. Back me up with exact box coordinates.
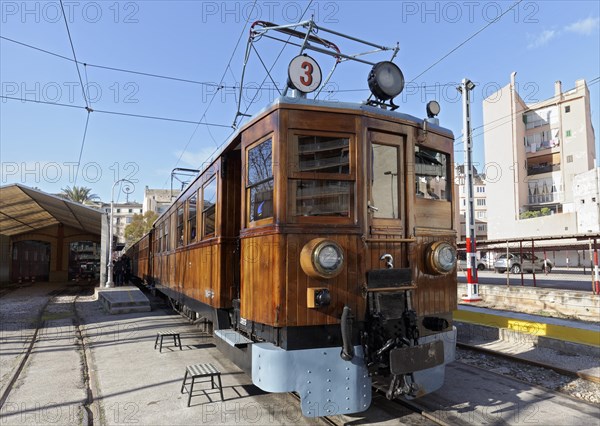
[289,389,449,425]
[457,342,600,384]
[0,285,95,425]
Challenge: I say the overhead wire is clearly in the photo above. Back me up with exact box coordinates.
[59,0,92,187]
[409,0,524,83]
[0,95,231,127]
[163,0,260,184]
[0,35,282,92]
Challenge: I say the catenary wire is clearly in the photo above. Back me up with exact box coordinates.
[409,0,524,83]
[0,95,231,127]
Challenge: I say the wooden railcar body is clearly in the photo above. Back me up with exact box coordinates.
[128,96,457,417]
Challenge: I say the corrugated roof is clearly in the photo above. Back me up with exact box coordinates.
[0,184,103,236]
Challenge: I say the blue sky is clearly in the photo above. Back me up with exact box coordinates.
[1,0,599,202]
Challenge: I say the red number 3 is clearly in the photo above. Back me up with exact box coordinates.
[300,61,313,86]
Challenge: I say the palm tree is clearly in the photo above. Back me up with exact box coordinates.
[60,186,100,205]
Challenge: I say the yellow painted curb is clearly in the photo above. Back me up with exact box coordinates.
[454,309,600,347]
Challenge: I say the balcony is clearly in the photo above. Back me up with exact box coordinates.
[528,191,564,205]
[526,139,560,158]
[527,163,561,175]
[527,152,561,176]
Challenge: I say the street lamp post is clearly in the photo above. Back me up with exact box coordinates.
[105,179,134,288]
[458,78,481,302]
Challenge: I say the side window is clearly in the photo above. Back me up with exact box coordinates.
[188,193,197,243]
[202,177,217,238]
[176,205,184,247]
[247,138,274,223]
[164,217,170,251]
[415,146,450,201]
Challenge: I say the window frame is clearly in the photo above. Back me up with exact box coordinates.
[246,135,275,227]
[287,130,356,224]
[176,204,185,247]
[414,146,451,202]
[188,191,198,243]
[202,175,218,239]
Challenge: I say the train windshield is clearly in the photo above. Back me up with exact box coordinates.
[290,134,353,218]
[415,147,450,201]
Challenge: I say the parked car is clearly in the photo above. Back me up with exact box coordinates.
[457,253,487,271]
[494,253,553,274]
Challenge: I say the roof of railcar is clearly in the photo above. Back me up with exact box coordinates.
[155,95,455,221]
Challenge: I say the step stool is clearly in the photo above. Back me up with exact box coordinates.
[180,363,223,407]
[154,330,182,352]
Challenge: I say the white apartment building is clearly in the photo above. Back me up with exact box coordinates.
[143,186,180,216]
[455,165,488,241]
[483,74,597,240]
[102,202,143,245]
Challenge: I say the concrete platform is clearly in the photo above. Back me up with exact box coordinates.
[96,286,151,314]
[457,282,600,321]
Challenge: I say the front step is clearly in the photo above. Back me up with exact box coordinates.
[214,329,253,374]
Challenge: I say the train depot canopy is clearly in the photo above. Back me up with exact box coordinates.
[0,184,103,237]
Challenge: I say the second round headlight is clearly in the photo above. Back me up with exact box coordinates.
[426,241,457,275]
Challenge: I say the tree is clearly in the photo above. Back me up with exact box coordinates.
[124,211,158,246]
[60,186,100,205]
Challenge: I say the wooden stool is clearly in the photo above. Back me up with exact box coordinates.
[180,363,223,407]
[154,330,182,352]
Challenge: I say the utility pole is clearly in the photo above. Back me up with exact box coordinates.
[458,78,481,302]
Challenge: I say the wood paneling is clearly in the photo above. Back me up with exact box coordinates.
[240,233,285,325]
[414,198,452,229]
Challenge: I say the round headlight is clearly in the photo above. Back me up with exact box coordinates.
[426,241,457,275]
[300,238,344,279]
[368,61,405,101]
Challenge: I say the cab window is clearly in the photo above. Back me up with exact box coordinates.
[415,146,450,201]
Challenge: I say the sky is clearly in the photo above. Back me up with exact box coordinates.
[1,0,599,203]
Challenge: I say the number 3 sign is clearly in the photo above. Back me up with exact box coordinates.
[288,55,322,93]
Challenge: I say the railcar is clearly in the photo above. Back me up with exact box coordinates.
[127,21,458,417]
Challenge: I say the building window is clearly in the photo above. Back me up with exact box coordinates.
[476,211,486,219]
[567,155,573,163]
[128,209,133,213]
[476,199,486,206]
[126,217,132,224]
[566,130,572,137]
[477,224,486,232]
[565,105,570,113]
[247,138,273,223]
[476,186,485,193]
[116,209,121,213]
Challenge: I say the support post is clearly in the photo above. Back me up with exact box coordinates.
[594,238,599,295]
[458,79,481,302]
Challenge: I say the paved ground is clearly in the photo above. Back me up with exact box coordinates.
[1,282,599,426]
[0,283,323,425]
